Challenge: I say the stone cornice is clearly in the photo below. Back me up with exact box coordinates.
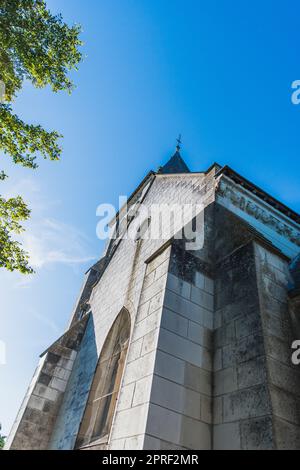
[216,175,300,248]
[216,165,300,224]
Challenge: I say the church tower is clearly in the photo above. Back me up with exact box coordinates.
[5,143,300,450]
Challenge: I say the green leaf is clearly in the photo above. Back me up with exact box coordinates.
[0,0,82,274]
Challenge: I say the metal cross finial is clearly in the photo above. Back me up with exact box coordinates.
[176,134,182,152]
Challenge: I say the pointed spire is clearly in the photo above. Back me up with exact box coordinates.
[158,135,190,174]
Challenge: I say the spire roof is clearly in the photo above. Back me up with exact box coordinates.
[159,136,190,174]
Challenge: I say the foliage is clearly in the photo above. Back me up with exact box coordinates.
[0,0,82,273]
[0,424,5,449]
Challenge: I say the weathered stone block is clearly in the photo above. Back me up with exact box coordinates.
[214,322,236,348]
[141,328,160,356]
[223,384,271,422]
[240,416,273,450]
[127,338,143,363]
[269,385,300,425]
[190,286,213,311]
[161,308,189,337]
[214,367,238,396]
[213,423,241,450]
[146,403,182,446]
[184,363,212,395]
[133,376,153,407]
[273,417,300,450]
[151,375,201,420]
[167,273,191,299]
[154,350,185,385]
[179,415,211,449]
[187,321,212,349]
[268,358,300,395]
[112,404,149,440]
[237,356,267,389]
[117,383,135,411]
[123,351,156,386]
[264,334,292,366]
[235,312,262,340]
[158,328,212,370]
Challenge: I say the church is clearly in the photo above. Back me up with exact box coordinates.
[5,143,300,450]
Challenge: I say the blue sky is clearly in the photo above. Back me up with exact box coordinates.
[1,0,300,435]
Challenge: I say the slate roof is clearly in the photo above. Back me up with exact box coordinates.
[159,150,190,174]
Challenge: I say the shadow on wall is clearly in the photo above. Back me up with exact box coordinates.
[48,315,98,450]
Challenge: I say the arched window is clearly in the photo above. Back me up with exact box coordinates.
[76,308,131,448]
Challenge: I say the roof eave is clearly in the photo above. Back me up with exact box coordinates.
[216,165,300,225]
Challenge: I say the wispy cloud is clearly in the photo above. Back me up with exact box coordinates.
[29,308,62,336]
[2,176,97,272]
[2,176,61,211]
[20,218,96,269]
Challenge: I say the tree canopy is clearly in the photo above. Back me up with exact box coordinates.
[0,423,5,449]
[0,0,82,273]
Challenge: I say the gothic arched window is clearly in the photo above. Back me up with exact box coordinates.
[76,308,131,448]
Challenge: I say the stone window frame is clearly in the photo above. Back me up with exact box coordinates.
[75,308,131,449]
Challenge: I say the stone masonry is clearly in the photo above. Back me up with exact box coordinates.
[5,149,300,450]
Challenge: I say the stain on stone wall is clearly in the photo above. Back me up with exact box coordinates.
[49,315,98,450]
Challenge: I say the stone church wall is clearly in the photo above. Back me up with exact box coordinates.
[6,164,300,450]
[255,244,300,449]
